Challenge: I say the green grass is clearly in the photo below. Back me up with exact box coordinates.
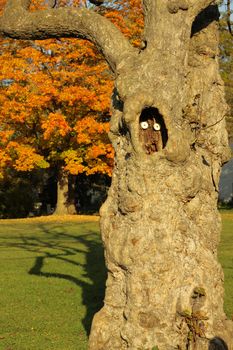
[219,210,233,319]
[0,218,106,350]
[0,213,233,350]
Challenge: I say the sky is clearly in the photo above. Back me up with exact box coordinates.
[219,1,233,17]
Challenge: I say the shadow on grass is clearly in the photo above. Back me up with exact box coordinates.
[0,223,107,336]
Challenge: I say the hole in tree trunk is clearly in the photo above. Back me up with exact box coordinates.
[191,5,219,37]
[208,337,228,350]
[139,107,168,154]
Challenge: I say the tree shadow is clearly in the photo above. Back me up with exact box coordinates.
[1,226,232,347]
[0,222,107,336]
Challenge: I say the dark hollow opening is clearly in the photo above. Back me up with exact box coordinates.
[139,107,168,154]
[208,337,228,350]
[191,5,219,37]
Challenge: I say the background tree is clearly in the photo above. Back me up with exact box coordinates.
[1,1,233,349]
[0,0,143,216]
[0,0,114,215]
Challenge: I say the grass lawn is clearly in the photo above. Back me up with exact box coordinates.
[219,210,233,319]
[0,216,106,350]
[0,212,232,349]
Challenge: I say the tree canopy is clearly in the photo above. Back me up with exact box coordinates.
[0,0,144,181]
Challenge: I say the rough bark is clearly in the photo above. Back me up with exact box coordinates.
[89,4,233,350]
[1,1,233,349]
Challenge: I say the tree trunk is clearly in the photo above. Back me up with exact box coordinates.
[67,175,77,215]
[53,170,76,215]
[88,6,233,350]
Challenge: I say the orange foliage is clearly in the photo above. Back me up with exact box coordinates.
[42,112,72,140]
[0,34,114,177]
[0,0,143,179]
[104,0,143,47]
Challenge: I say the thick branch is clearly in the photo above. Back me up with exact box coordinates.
[0,0,136,72]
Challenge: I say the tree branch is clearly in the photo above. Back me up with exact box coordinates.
[227,0,233,36]
[0,0,136,72]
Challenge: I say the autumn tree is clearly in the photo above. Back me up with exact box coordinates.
[1,0,233,349]
[0,1,114,215]
[0,0,143,216]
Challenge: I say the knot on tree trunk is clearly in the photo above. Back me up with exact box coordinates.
[167,0,189,14]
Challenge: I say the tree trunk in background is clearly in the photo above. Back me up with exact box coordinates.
[53,170,76,215]
[89,6,233,350]
[67,175,77,215]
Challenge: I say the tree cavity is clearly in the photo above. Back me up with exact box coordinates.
[139,107,167,155]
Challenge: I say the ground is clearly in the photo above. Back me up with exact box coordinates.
[0,212,232,350]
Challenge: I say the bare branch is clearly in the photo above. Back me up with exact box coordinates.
[47,0,57,8]
[0,0,136,72]
[226,0,233,36]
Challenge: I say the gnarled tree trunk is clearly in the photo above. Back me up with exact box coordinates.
[89,5,233,350]
[1,1,233,349]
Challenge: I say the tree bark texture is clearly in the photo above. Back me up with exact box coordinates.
[1,1,232,349]
[89,5,233,350]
